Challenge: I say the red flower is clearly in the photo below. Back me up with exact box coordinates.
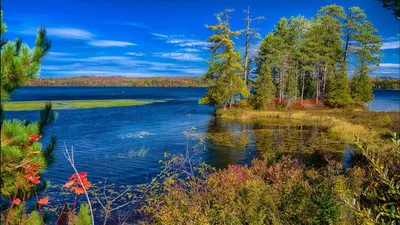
[38,196,50,205]
[13,198,21,205]
[64,172,92,195]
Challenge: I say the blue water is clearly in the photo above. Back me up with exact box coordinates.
[4,87,398,222]
[368,90,400,111]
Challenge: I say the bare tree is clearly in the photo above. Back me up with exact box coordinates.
[243,6,264,85]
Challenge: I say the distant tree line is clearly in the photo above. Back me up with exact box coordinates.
[200,5,385,110]
[27,76,209,87]
[372,77,400,89]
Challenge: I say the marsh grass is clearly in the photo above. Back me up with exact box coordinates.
[218,108,399,149]
[3,99,163,111]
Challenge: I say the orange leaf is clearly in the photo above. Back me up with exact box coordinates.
[38,196,49,205]
[13,198,21,205]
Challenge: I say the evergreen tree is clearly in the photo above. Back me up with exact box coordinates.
[343,7,367,63]
[1,9,57,224]
[252,62,275,109]
[314,5,346,103]
[350,21,381,103]
[200,9,249,110]
[326,62,353,107]
[377,0,400,19]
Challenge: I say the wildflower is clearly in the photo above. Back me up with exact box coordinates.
[13,198,21,205]
[64,172,92,195]
[38,196,50,205]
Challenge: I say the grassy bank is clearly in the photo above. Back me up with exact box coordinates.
[218,108,400,145]
[3,99,162,111]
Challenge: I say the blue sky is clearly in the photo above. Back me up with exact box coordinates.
[3,0,399,78]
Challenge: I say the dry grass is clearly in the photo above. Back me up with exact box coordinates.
[218,108,399,147]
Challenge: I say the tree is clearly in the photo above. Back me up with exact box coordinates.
[343,7,367,63]
[326,62,353,107]
[243,6,264,86]
[251,62,275,109]
[200,9,249,110]
[377,0,400,19]
[1,15,51,100]
[314,5,346,104]
[1,9,58,224]
[351,21,382,103]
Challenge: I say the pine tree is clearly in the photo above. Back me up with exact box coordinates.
[350,20,381,103]
[252,62,275,109]
[1,9,57,224]
[326,62,353,107]
[314,5,346,103]
[200,9,249,110]
[343,7,367,63]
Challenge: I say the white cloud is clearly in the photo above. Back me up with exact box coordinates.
[182,48,201,52]
[88,40,137,47]
[108,21,148,29]
[42,54,206,77]
[379,63,400,67]
[381,41,400,50]
[152,33,210,49]
[126,52,145,56]
[383,36,399,41]
[47,52,74,57]
[47,28,94,40]
[153,52,204,61]
[371,63,400,78]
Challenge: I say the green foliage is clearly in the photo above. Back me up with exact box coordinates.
[74,204,92,225]
[0,10,57,224]
[352,133,400,224]
[1,20,51,100]
[326,62,353,107]
[351,65,374,103]
[254,4,380,109]
[0,120,45,197]
[377,0,400,19]
[251,62,275,109]
[373,77,400,89]
[200,9,249,110]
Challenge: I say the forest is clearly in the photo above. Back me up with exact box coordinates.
[200,5,386,110]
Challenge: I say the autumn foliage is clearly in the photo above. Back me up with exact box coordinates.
[27,76,209,87]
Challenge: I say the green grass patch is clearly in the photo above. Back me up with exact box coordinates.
[3,99,161,111]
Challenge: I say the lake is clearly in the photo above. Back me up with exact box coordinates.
[4,87,399,222]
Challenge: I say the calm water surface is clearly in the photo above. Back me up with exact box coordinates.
[5,87,398,222]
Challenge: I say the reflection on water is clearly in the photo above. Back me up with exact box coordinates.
[204,118,354,170]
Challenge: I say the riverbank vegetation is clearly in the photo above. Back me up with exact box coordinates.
[3,99,159,111]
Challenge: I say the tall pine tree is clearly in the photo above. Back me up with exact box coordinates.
[200,9,249,111]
